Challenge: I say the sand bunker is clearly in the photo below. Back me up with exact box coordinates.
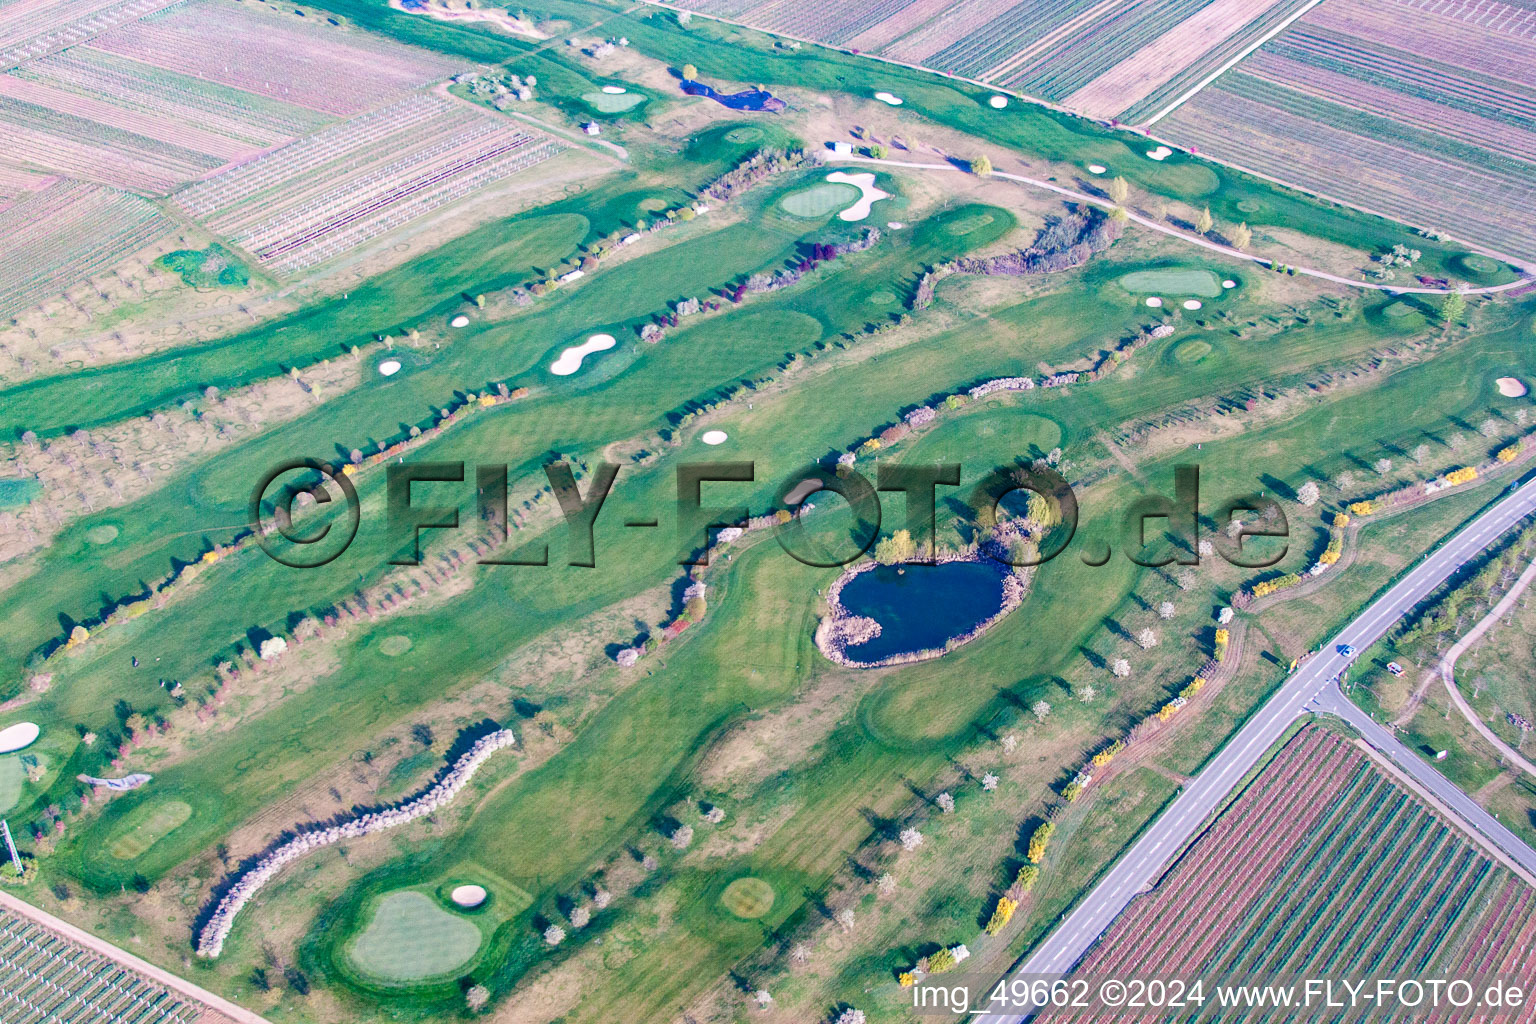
[602,85,627,94]
[379,360,401,377]
[785,479,822,504]
[1087,164,1107,174]
[1183,299,1203,310]
[701,430,729,445]
[989,95,1008,109]
[874,91,903,105]
[1146,145,1173,161]
[551,334,616,376]
[450,884,487,908]
[887,221,904,229]
[0,723,39,754]
[825,171,891,221]
[1222,279,1237,289]
[1145,297,1164,308]
[450,315,469,328]
[1498,377,1528,397]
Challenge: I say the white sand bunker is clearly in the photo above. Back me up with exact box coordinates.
[825,171,890,221]
[1498,377,1528,397]
[1145,297,1164,308]
[989,95,1008,109]
[1146,145,1173,161]
[874,91,903,105]
[887,221,904,229]
[0,722,39,754]
[1222,279,1237,289]
[1183,299,1203,310]
[450,884,487,908]
[450,315,469,327]
[701,430,729,445]
[551,333,616,376]
[785,479,822,504]
[1087,164,1107,175]
[601,85,627,94]
[379,360,401,377]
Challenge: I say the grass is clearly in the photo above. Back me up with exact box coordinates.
[105,799,192,860]
[1116,267,1224,297]
[719,876,775,918]
[779,181,860,219]
[346,890,484,983]
[4,12,1536,1019]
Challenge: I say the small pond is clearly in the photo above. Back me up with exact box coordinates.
[837,560,1010,664]
[681,80,785,111]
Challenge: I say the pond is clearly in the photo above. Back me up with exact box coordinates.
[681,80,785,112]
[835,560,1011,665]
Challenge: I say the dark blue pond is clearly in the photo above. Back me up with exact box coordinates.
[680,80,786,112]
[839,560,1010,664]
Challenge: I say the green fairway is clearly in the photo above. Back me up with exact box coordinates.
[1117,267,1224,297]
[346,891,483,983]
[106,799,191,860]
[0,758,23,814]
[0,479,40,509]
[778,182,860,218]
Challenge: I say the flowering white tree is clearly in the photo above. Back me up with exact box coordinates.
[569,905,591,928]
[1410,444,1429,465]
[670,824,694,850]
[1077,683,1097,703]
[981,772,999,791]
[1158,601,1175,619]
[592,887,612,909]
[836,907,855,932]
[755,990,773,1008]
[466,984,490,1011]
[1136,628,1158,650]
[1480,418,1500,438]
[1296,480,1320,506]
[791,943,810,964]
[1374,457,1393,476]
[1112,658,1130,678]
[1001,733,1019,755]
[258,636,288,661]
[936,792,955,813]
[544,924,565,946]
[877,872,896,896]
[1448,433,1467,451]
[836,1010,867,1024]
[899,827,924,851]
[1032,699,1052,722]
[1335,471,1355,492]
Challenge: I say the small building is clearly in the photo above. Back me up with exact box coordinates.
[829,140,852,156]
[950,944,970,964]
[620,232,642,246]
[580,122,601,136]
[559,269,585,283]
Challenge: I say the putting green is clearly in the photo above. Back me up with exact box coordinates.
[582,91,645,113]
[347,891,482,982]
[1170,339,1213,364]
[379,635,413,656]
[108,799,192,860]
[779,182,860,218]
[945,210,996,236]
[720,877,775,919]
[1383,301,1417,318]
[0,758,23,814]
[1455,253,1501,276]
[1118,268,1223,298]
[86,524,119,545]
[1236,199,1263,214]
[867,290,898,306]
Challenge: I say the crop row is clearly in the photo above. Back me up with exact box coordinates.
[1050,730,1363,1021]
[1118,0,1317,122]
[250,136,559,272]
[18,46,330,148]
[919,0,1098,82]
[0,180,173,317]
[92,0,462,116]
[0,911,199,1024]
[745,0,914,48]
[174,94,460,220]
[1001,0,1212,99]
[0,0,180,71]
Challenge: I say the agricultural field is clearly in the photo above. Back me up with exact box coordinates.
[1043,725,1536,1020]
[0,178,174,317]
[172,95,565,272]
[647,0,1318,118]
[1157,0,1536,263]
[1,2,1536,1023]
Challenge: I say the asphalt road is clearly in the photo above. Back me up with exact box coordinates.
[974,475,1536,1024]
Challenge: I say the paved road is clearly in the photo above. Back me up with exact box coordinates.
[975,475,1536,1023]
[838,154,1530,297]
